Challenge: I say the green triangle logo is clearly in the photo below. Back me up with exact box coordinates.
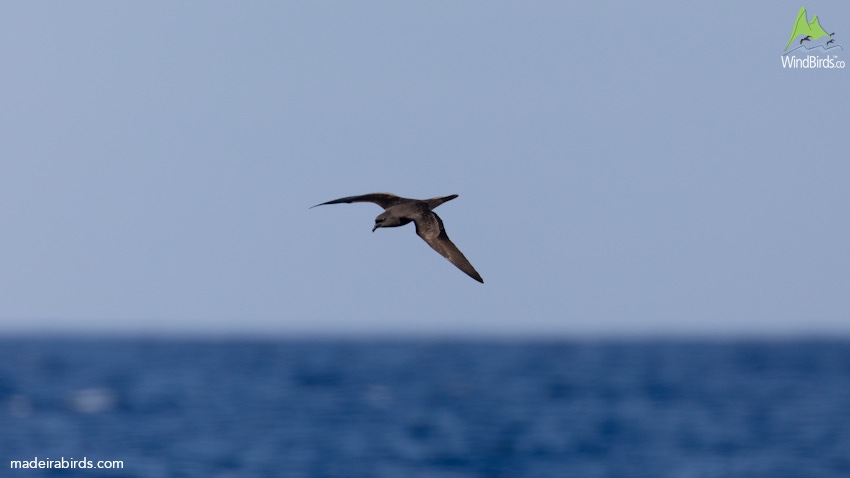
[785,7,832,51]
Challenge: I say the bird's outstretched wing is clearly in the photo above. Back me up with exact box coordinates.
[414,211,483,283]
[310,193,409,210]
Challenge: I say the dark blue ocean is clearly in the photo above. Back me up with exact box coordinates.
[2,339,850,477]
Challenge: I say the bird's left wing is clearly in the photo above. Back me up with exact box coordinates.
[310,193,408,210]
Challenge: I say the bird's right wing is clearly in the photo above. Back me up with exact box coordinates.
[310,193,408,210]
[415,212,484,283]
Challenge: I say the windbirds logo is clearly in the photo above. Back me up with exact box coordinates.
[781,7,845,69]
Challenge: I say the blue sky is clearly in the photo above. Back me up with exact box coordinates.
[1,1,848,337]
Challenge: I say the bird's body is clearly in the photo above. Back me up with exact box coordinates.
[312,193,483,283]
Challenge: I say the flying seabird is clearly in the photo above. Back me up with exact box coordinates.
[827,39,835,45]
[800,35,812,44]
[312,193,483,283]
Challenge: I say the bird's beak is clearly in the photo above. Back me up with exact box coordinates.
[372,225,379,233]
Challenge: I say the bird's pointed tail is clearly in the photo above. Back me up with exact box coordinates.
[426,194,459,210]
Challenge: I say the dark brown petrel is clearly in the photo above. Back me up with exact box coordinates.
[312,193,483,283]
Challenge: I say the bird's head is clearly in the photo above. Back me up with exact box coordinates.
[372,211,403,232]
